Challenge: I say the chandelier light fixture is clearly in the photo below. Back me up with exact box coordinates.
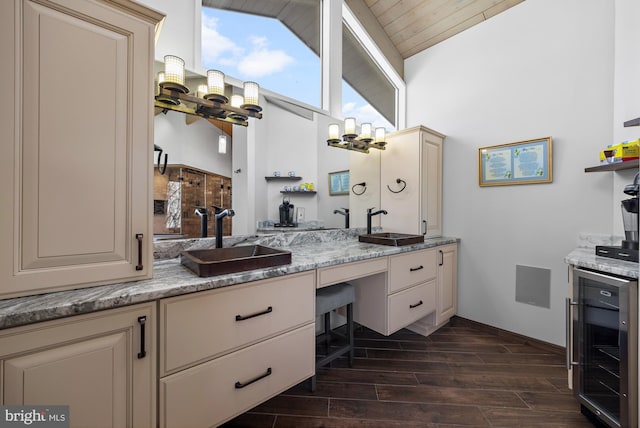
[327,117,386,153]
[155,55,262,126]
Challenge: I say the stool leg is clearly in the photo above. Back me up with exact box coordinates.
[347,302,354,367]
[310,375,317,392]
[324,311,331,354]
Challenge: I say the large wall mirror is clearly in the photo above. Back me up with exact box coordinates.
[152,69,381,239]
[146,0,387,239]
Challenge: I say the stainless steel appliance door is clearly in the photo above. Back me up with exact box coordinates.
[572,268,637,428]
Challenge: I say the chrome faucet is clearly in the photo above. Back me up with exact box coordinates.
[214,207,235,248]
[333,208,350,228]
[366,207,387,234]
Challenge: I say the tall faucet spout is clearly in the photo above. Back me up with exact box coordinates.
[215,208,235,248]
[366,207,388,234]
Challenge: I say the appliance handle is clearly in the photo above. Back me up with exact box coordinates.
[565,297,579,370]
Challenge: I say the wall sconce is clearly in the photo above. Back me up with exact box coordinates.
[155,55,263,126]
[327,118,386,153]
[218,135,227,154]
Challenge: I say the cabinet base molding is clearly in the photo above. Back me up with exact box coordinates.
[405,312,448,337]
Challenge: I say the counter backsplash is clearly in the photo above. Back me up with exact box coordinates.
[153,227,379,260]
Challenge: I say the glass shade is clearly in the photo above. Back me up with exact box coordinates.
[206,70,225,97]
[344,117,356,136]
[361,123,372,140]
[243,81,260,106]
[218,135,227,154]
[328,124,340,141]
[375,127,386,143]
[196,84,207,98]
[164,55,185,85]
[230,94,244,108]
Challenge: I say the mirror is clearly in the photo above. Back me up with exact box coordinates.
[152,65,381,239]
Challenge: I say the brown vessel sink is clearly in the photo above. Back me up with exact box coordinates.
[358,233,425,247]
[180,245,292,277]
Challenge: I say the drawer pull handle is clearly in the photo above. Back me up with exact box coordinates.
[235,367,272,389]
[135,233,144,271]
[410,300,424,309]
[410,265,424,272]
[439,249,444,266]
[235,306,273,321]
[137,316,147,359]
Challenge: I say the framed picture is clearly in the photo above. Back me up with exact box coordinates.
[328,170,350,196]
[478,137,552,186]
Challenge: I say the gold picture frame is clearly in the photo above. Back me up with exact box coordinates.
[479,137,552,186]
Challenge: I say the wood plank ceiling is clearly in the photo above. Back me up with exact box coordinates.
[365,0,525,59]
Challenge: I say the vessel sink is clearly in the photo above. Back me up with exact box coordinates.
[180,245,292,277]
[358,232,425,247]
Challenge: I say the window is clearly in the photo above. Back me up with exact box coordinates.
[342,25,395,129]
[201,0,321,107]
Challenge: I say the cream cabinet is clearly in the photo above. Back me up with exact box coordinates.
[352,248,438,336]
[407,243,458,336]
[159,272,316,428]
[352,244,457,337]
[380,126,444,238]
[0,303,156,428]
[0,0,164,298]
[435,243,458,325]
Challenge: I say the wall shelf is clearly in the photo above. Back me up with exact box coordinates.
[280,191,316,195]
[584,159,638,172]
[623,117,639,127]
[265,176,302,181]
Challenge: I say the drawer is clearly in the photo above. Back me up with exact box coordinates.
[387,279,436,334]
[317,257,387,288]
[160,271,314,375]
[159,324,315,428]
[388,249,437,293]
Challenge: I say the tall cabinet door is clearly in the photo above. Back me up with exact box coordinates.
[420,131,443,238]
[380,129,421,233]
[381,126,444,237]
[0,0,163,298]
[436,244,457,325]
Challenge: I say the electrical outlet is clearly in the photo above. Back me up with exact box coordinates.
[296,207,305,222]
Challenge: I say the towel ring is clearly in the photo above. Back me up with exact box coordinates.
[154,144,168,175]
[351,182,367,196]
[386,178,406,194]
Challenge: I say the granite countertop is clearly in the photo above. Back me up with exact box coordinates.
[565,247,639,279]
[0,229,458,330]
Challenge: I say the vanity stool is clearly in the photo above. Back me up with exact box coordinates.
[311,281,355,392]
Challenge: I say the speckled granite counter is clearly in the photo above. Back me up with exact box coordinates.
[565,248,638,279]
[0,228,458,330]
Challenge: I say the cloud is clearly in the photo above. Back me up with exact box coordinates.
[237,36,294,78]
[342,102,357,114]
[341,102,392,129]
[201,14,294,79]
[201,15,243,67]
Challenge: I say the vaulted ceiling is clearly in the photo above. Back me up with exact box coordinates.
[362,0,525,59]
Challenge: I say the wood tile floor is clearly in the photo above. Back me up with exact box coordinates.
[222,317,596,427]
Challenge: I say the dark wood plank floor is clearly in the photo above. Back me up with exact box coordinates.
[222,317,595,427]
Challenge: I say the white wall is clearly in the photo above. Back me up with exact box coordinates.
[154,111,231,176]
[405,0,616,345]
[612,0,640,234]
